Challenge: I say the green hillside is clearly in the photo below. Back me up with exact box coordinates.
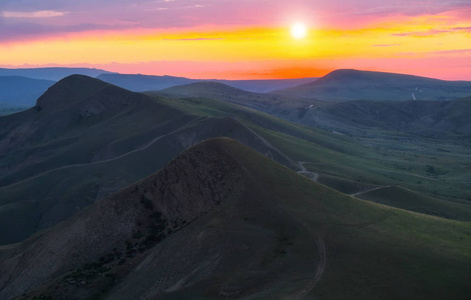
[2,138,469,300]
[2,75,470,248]
[357,185,471,221]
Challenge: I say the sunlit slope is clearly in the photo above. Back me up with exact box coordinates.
[1,138,469,300]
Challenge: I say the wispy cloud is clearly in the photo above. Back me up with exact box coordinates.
[392,26,471,37]
[163,38,223,41]
[1,10,67,18]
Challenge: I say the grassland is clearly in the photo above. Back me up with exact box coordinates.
[6,138,471,299]
[150,93,471,220]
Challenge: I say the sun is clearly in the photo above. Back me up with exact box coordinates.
[291,22,308,39]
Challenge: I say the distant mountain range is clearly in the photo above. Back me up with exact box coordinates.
[274,69,471,101]
[3,67,471,115]
[97,73,318,93]
[0,68,317,112]
[0,76,55,109]
[0,67,113,81]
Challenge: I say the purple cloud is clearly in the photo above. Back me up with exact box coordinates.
[0,0,470,42]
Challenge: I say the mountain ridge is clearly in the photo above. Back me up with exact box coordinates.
[274,69,471,101]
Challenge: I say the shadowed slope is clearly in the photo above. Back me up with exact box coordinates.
[0,76,299,246]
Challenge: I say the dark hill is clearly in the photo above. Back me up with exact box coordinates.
[274,69,471,101]
[0,76,299,245]
[0,138,469,299]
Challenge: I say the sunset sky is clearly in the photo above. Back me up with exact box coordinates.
[1,0,470,79]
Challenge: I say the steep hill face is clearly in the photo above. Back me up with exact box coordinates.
[0,138,469,300]
[274,69,471,101]
[0,76,299,246]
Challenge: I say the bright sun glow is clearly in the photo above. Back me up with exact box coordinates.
[291,22,307,39]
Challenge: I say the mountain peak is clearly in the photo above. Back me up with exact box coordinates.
[35,75,111,109]
[317,69,442,85]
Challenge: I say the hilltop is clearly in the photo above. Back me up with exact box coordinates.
[274,69,471,101]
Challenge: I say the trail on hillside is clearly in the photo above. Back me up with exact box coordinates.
[227,147,394,300]
[239,123,300,170]
[294,208,395,300]
[1,116,209,189]
[350,185,391,197]
[297,161,319,182]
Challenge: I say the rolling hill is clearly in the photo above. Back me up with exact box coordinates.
[97,73,195,92]
[275,97,471,139]
[160,81,284,111]
[1,138,469,300]
[98,73,317,93]
[159,80,471,140]
[274,69,471,101]
[2,74,470,249]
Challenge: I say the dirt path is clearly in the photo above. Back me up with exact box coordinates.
[294,208,394,300]
[297,161,319,182]
[240,123,300,169]
[350,185,391,197]
[2,116,209,189]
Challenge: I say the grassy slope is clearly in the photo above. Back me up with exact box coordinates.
[223,139,471,300]
[357,185,471,221]
[8,138,471,300]
[151,94,471,209]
